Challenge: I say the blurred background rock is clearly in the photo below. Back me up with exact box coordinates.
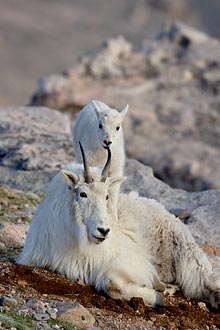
[1,0,220,106]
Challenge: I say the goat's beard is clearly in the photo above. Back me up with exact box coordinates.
[75,224,90,252]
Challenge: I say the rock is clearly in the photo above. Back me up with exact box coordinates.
[197,302,208,311]
[0,106,72,171]
[0,296,18,307]
[157,21,210,44]
[76,36,158,80]
[46,307,58,319]
[33,313,50,321]
[129,297,145,317]
[30,22,220,192]
[58,303,95,328]
[0,185,40,250]
[0,185,40,222]
[0,221,29,249]
[0,106,74,192]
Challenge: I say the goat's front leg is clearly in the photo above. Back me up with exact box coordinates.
[104,278,164,308]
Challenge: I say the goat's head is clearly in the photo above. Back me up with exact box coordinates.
[62,144,125,247]
[92,100,128,149]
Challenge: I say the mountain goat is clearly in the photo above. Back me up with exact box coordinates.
[18,146,220,309]
[17,145,163,308]
[73,100,128,217]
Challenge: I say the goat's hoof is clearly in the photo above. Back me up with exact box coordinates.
[154,293,164,308]
[211,290,220,310]
[214,290,220,309]
[154,280,166,292]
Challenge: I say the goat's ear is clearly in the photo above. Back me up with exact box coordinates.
[120,104,129,120]
[92,100,100,118]
[62,170,79,187]
[108,176,127,186]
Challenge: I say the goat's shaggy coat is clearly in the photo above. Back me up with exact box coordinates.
[18,164,220,309]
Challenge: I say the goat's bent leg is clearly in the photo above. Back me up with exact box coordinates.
[171,221,220,309]
[105,279,164,308]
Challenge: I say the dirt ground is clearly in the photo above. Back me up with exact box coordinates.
[1,253,220,330]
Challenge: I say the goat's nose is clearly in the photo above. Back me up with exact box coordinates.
[103,140,112,147]
[97,227,110,237]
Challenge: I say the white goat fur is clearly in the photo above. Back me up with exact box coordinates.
[73,100,128,177]
[18,165,220,309]
[73,101,128,216]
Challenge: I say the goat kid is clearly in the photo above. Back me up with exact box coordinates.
[73,100,128,218]
[73,100,128,177]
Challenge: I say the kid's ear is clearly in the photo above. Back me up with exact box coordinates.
[120,104,129,120]
[62,170,79,187]
[108,176,127,187]
[92,100,101,118]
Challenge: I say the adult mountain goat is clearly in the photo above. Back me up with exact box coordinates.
[73,100,128,216]
[18,146,220,309]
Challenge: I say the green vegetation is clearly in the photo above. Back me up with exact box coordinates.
[0,310,34,330]
[0,186,42,223]
[0,310,85,330]
[48,318,85,330]
[0,245,21,258]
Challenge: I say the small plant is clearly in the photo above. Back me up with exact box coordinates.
[47,318,85,330]
[0,310,34,330]
[0,186,41,223]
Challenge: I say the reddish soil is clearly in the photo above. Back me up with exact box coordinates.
[1,256,220,329]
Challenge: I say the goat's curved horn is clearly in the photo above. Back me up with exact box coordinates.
[101,147,111,182]
[92,100,101,114]
[79,141,93,183]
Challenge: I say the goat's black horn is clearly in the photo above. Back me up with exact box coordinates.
[79,141,93,183]
[101,147,111,182]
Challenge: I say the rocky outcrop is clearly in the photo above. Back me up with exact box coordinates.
[30,22,220,191]
[0,106,74,192]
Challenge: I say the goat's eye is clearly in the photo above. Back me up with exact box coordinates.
[116,126,120,131]
[106,194,109,200]
[99,123,103,129]
[80,192,87,198]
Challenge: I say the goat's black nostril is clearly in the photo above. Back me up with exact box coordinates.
[97,227,110,237]
[104,140,112,146]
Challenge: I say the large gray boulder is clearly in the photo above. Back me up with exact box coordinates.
[30,22,220,192]
[0,106,74,192]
